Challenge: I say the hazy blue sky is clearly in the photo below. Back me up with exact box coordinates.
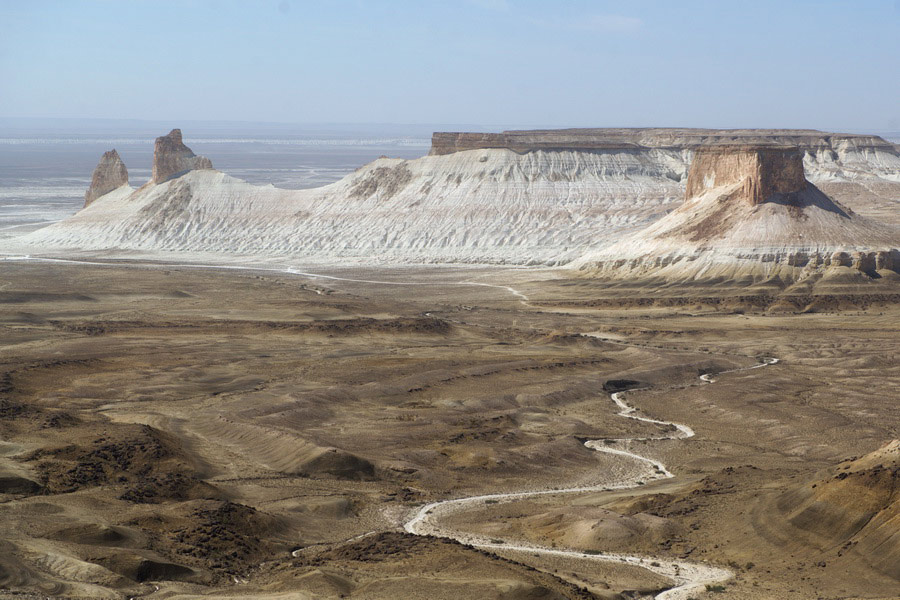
[2,0,899,131]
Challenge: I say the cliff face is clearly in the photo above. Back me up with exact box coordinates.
[84,150,129,207]
[14,128,900,272]
[684,146,807,206]
[151,129,213,184]
[429,131,640,155]
[430,128,895,156]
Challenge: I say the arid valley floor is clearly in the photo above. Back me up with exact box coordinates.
[1,259,897,599]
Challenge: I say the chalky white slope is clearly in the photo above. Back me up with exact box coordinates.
[16,148,691,265]
[573,146,900,282]
[12,129,900,266]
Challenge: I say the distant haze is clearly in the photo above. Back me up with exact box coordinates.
[0,123,433,238]
[1,1,899,132]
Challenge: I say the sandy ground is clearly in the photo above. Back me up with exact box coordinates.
[0,260,898,599]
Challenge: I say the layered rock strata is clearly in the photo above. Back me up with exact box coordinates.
[776,440,900,580]
[151,129,213,184]
[84,150,129,207]
[573,144,900,282]
[430,128,896,156]
[12,128,900,270]
[684,146,806,206]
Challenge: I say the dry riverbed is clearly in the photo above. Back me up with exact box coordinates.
[0,260,897,599]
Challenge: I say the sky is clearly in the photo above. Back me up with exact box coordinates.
[1,0,899,131]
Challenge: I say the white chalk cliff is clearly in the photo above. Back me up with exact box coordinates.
[14,128,900,268]
[150,128,213,184]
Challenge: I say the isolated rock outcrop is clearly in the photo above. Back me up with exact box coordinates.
[684,145,807,206]
[874,250,894,271]
[84,150,128,206]
[151,129,212,184]
[16,128,900,269]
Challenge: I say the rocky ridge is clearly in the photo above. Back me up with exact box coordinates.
[10,128,900,270]
[430,128,896,156]
[84,150,129,207]
[16,134,693,264]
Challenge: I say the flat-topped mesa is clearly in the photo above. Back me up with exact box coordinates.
[684,145,807,206]
[84,150,128,207]
[570,138,900,281]
[429,128,895,156]
[151,129,213,184]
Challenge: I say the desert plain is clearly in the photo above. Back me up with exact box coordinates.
[1,258,897,599]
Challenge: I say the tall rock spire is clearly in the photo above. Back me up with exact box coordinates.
[151,129,213,184]
[684,145,807,206]
[84,149,129,206]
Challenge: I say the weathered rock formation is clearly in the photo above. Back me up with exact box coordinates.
[775,440,900,581]
[573,142,900,282]
[12,128,900,272]
[84,150,128,207]
[430,128,896,156]
[151,129,212,184]
[684,145,806,206]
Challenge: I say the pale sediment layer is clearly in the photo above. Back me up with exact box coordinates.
[430,128,899,156]
[9,128,900,270]
[15,147,692,265]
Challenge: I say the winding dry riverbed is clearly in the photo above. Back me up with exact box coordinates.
[3,254,777,598]
[403,358,779,600]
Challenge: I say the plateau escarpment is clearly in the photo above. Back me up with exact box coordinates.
[430,128,899,158]
[573,144,899,283]
[10,128,900,269]
[17,130,692,264]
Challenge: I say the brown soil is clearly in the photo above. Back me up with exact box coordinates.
[0,260,897,599]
